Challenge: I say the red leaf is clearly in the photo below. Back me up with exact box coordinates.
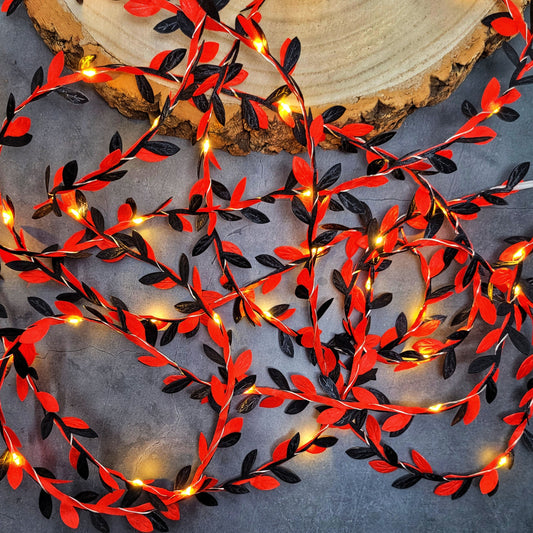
[481,78,500,112]
[137,355,167,367]
[47,51,65,82]
[62,417,90,429]
[259,396,284,408]
[7,462,23,489]
[124,0,161,17]
[365,415,381,444]
[310,115,325,144]
[198,432,208,462]
[434,479,463,496]
[55,300,82,317]
[19,270,53,284]
[233,349,252,377]
[16,375,28,402]
[177,316,200,334]
[292,156,313,188]
[479,469,498,494]
[250,100,269,129]
[369,460,397,473]
[491,17,520,37]
[382,413,412,432]
[20,319,52,344]
[463,395,481,425]
[274,246,305,261]
[60,501,80,529]
[136,148,169,163]
[36,391,59,413]
[317,408,346,425]
[250,475,280,490]
[126,513,154,532]
[199,42,219,63]
[476,328,500,353]
[411,449,432,473]
[5,116,31,137]
[516,354,533,380]
[341,123,374,137]
[290,374,316,394]
[503,412,524,425]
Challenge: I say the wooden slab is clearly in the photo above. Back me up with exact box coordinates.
[24,0,527,154]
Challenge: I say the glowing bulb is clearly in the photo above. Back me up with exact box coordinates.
[151,116,160,128]
[69,208,81,219]
[263,311,272,319]
[82,69,97,78]
[513,248,525,261]
[514,285,521,297]
[253,39,265,53]
[150,318,157,323]
[497,455,508,467]
[302,189,312,197]
[365,278,372,291]
[2,210,12,225]
[428,404,442,412]
[244,385,256,395]
[488,103,501,116]
[67,316,82,325]
[11,452,22,466]
[131,479,144,487]
[213,313,221,325]
[79,55,96,70]
[181,486,195,496]
[132,217,144,225]
[202,138,210,154]
[279,101,291,114]
[375,235,383,245]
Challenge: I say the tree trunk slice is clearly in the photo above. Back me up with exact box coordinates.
[23,0,527,155]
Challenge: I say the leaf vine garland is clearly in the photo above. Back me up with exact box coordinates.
[1,0,533,531]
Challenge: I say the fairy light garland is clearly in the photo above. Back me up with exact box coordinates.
[0,0,532,531]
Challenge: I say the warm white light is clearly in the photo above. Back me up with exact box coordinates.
[82,69,97,78]
[67,316,82,325]
[69,208,81,220]
[132,217,144,225]
[244,386,256,395]
[2,210,12,225]
[497,455,508,467]
[365,278,371,291]
[263,311,272,319]
[279,101,291,114]
[131,479,144,487]
[428,404,442,412]
[213,313,221,325]
[514,285,521,297]
[513,248,525,261]
[202,138,210,154]
[375,235,383,245]
[181,486,195,496]
[253,39,265,53]
[151,116,160,129]
[11,452,23,466]
[302,189,312,197]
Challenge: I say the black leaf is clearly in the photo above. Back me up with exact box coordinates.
[154,15,180,33]
[74,491,98,503]
[28,296,54,317]
[39,490,53,519]
[485,377,498,403]
[282,37,301,73]
[268,368,290,390]
[468,355,496,374]
[502,41,519,65]
[481,192,507,205]
[175,301,202,313]
[241,98,259,130]
[148,512,169,532]
[135,75,154,104]
[139,271,169,285]
[285,399,309,414]
[256,254,284,269]
[332,269,348,295]
[313,231,337,247]
[192,233,214,256]
[278,330,294,357]
[366,131,396,147]
[367,158,386,175]
[162,377,192,394]
[508,327,531,355]
[6,93,15,120]
[90,513,110,533]
[96,247,125,260]
[428,154,457,174]
[497,106,519,122]
[41,413,55,440]
[240,449,257,477]
[392,473,422,489]
[395,312,407,338]
[346,447,376,460]
[270,465,300,483]
[224,252,252,268]
[174,465,192,490]
[211,92,226,126]
[291,196,311,224]
[203,344,225,365]
[31,66,44,93]
[321,105,346,123]
[451,478,472,500]
[56,86,89,105]
[451,403,467,426]
[90,207,105,233]
[219,432,241,448]
[195,492,218,506]
[77,453,89,480]
[461,100,477,118]
[237,394,260,414]
[317,298,334,320]
[109,131,123,153]
[0,133,33,147]
[160,48,187,73]
[338,192,365,214]
[242,207,269,224]
[313,436,338,448]
[0,304,7,319]
[32,203,54,220]
[318,374,340,399]
[368,292,393,310]
[507,162,530,189]
[424,211,444,239]
[451,306,470,326]
[160,322,179,346]
[143,141,180,157]
[268,304,289,317]
[318,163,341,189]
[287,433,300,457]
[443,349,456,379]
[211,180,231,200]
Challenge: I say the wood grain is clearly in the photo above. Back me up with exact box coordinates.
[23,0,528,154]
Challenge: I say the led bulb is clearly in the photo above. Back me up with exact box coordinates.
[263,311,272,319]
[513,248,525,261]
[202,138,210,154]
[69,208,81,219]
[132,217,144,225]
[67,316,82,325]
[497,456,508,467]
[82,69,97,78]
[302,189,312,197]
[11,452,23,466]
[375,235,383,245]
[253,39,265,53]
[151,116,160,129]
[365,278,372,291]
[213,313,221,325]
[131,479,144,487]
[2,210,12,225]
[428,404,442,412]
[181,486,195,496]
[514,285,521,297]
[244,385,256,395]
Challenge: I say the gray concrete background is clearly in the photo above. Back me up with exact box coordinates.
[1,6,533,533]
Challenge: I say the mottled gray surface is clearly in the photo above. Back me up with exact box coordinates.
[0,6,533,533]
